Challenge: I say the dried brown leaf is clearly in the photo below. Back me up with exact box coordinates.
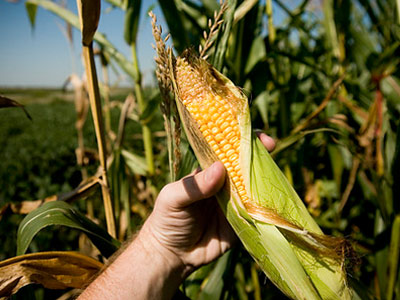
[0,251,102,298]
[76,0,101,46]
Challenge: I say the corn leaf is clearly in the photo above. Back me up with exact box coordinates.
[198,250,234,300]
[123,0,142,45]
[17,201,120,257]
[158,0,189,53]
[184,262,215,299]
[0,251,102,298]
[121,149,147,176]
[386,215,400,300]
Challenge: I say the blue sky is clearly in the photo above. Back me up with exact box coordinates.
[0,0,296,88]
[0,0,164,87]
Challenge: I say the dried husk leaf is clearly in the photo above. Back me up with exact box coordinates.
[0,251,102,298]
[168,50,354,300]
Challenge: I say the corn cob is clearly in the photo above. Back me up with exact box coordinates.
[169,50,355,300]
[177,67,247,203]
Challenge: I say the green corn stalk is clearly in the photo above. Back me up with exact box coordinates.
[166,50,356,300]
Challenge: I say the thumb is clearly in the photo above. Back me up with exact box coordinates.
[161,162,226,207]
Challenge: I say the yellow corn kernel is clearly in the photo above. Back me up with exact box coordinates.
[211,127,220,135]
[211,113,220,121]
[205,135,213,143]
[222,144,233,152]
[229,154,239,163]
[220,121,230,131]
[209,106,218,114]
[215,133,225,142]
[226,149,235,158]
[221,157,229,164]
[219,139,228,146]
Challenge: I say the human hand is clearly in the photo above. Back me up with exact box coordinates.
[78,133,275,300]
[138,133,275,278]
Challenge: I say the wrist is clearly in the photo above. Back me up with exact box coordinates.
[137,220,188,289]
[79,225,185,300]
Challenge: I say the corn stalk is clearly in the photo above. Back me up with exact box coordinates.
[76,0,116,238]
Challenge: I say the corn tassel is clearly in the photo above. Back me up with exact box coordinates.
[168,50,355,300]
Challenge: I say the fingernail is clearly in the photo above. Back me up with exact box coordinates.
[260,133,275,146]
[205,162,218,182]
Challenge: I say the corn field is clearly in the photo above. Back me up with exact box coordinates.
[0,0,400,299]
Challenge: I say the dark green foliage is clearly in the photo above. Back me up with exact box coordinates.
[0,99,84,203]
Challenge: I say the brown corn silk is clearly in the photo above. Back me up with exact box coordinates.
[169,50,355,300]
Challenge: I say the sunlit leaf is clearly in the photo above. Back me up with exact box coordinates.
[121,149,147,176]
[198,250,234,300]
[184,262,215,298]
[0,251,102,298]
[253,91,270,126]
[386,215,400,300]
[244,36,266,75]
[234,0,258,24]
